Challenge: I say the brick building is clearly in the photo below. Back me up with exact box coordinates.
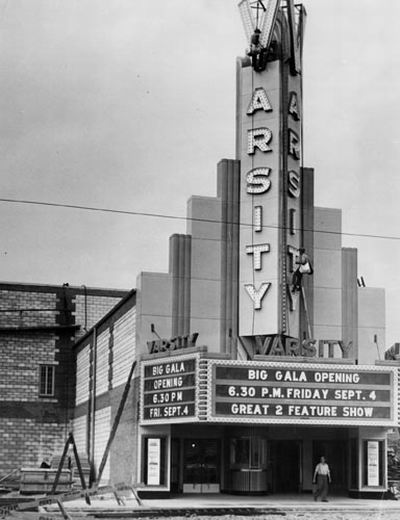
[72,291,136,485]
[0,282,128,474]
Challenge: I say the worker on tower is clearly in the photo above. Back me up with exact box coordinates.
[247,28,269,72]
[248,27,262,55]
[292,247,313,292]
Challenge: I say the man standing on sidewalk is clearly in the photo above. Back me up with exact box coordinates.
[313,456,331,502]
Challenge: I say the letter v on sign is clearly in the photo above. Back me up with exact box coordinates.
[238,0,280,51]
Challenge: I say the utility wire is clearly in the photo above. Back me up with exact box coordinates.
[0,197,399,242]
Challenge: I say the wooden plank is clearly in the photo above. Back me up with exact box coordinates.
[55,499,71,520]
[8,512,94,520]
[0,484,133,517]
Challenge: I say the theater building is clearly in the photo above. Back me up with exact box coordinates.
[72,1,399,498]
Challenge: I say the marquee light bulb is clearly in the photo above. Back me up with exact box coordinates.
[238,0,255,44]
[259,0,280,48]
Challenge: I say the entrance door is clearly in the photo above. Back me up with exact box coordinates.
[170,438,181,492]
[271,440,301,493]
[183,439,220,493]
[313,440,347,494]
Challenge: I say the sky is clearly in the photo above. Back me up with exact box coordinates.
[0,0,400,346]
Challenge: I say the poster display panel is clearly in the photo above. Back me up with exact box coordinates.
[147,438,161,486]
[367,440,380,486]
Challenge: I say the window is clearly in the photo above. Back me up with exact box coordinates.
[230,437,267,469]
[39,365,55,396]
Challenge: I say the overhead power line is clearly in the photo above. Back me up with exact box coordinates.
[0,197,399,243]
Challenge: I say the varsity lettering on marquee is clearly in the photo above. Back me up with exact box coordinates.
[239,62,281,338]
[239,58,303,337]
[243,86,274,313]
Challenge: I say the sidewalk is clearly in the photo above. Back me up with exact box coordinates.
[45,492,400,515]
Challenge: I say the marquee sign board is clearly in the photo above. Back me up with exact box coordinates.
[238,60,282,336]
[140,354,199,424]
[208,359,398,426]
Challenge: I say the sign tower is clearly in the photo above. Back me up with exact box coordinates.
[237,0,307,351]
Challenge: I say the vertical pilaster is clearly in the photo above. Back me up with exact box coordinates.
[170,234,192,337]
[300,167,314,340]
[218,159,240,356]
[342,247,358,359]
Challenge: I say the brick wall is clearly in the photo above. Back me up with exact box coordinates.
[0,288,58,403]
[0,418,66,473]
[0,290,57,328]
[73,292,136,484]
[74,294,126,338]
[0,333,55,401]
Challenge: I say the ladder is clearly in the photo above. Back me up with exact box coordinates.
[50,433,90,503]
[301,286,312,339]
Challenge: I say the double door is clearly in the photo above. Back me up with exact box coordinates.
[182,439,220,493]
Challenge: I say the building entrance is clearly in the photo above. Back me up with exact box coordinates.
[271,440,301,493]
[313,439,347,494]
[182,439,220,493]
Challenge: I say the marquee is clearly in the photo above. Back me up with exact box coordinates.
[207,359,398,426]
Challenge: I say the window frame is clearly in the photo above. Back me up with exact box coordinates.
[230,436,267,470]
[39,364,55,397]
